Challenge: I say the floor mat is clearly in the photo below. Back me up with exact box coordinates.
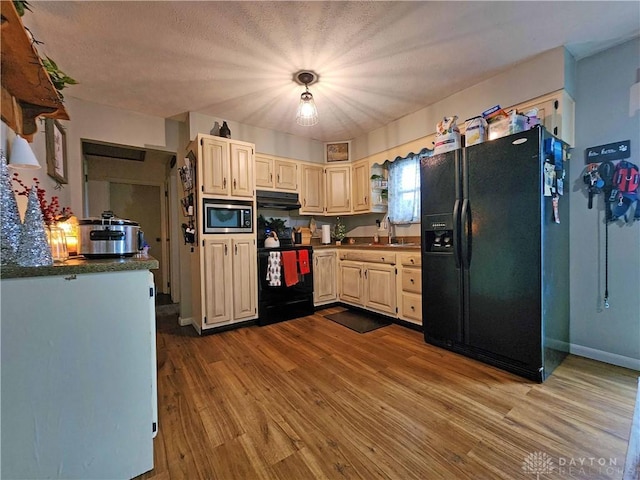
[323,310,390,333]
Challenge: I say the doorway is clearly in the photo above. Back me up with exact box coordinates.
[110,183,164,291]
[82,140,176,297]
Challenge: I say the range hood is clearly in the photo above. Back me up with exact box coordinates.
[256,190,302,210]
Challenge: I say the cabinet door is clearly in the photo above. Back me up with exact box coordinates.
[275,160,298,191]
[325,166,351,214]
[400,292,422,324]
[203,239,232,325]
[202,137,229,195]
[255,154,274,188]
[300,164,324,214]
[365,263,396,315]
[232,238,257,320]
[230,142,254,197]
[314,250,337,305]
[352,161,370,212]
[339,261,364,305]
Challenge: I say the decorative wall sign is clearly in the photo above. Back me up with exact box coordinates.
[584,140,630,164]
[45,119,68,183]
[325,141,351,163]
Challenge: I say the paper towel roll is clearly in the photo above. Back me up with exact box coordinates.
[321,224,331,244]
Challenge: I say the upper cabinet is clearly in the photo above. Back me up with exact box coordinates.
[352,160,387,214]
[255,154,297,191]
[300,164,324,214]
[200,135,254,198]
[0,2,69,140]
[325,165,351,215]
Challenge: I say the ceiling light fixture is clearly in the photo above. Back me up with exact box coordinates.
[295,71,319,126]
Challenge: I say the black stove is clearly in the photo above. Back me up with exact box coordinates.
[257,243,314,326]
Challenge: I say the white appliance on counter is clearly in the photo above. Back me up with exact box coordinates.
[1,269,158,479]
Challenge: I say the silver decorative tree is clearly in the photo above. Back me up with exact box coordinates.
[17,187,53,267]
[0,153,22,265]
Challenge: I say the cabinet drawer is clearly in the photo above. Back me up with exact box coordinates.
[401,268,422,294]
[400,253,421,267]
[339,251,396,265]
[401,293,422,323]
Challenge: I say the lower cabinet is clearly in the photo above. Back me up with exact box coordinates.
[397,253,422,325]
[332,249,422,325]
[314,249,338,305]
[194,236,257,332]
[338,252,397,316]
[338,261,365,306]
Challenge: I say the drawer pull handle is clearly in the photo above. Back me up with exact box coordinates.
[410,278,414,283]
[410,305,415,310]
[410,259,415,264]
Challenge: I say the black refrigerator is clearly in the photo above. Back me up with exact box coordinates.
[420,127,570,382]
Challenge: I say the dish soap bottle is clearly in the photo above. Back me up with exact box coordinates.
[219,121,231,138]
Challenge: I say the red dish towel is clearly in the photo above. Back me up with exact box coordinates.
[282,251,299,287]
[298,249,310,275]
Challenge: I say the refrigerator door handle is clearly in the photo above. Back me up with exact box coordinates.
[461,199,470,269]
[453,199,461,268]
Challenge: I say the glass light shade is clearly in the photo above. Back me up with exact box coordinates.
[9,134,41,169]
[296,90,318,126]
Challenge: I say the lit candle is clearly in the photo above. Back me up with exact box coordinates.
[57,216,79,256]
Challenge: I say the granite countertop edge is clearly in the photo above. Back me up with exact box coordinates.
[1,256,159,279]
[312,244,421,251]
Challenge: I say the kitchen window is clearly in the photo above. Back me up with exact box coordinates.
[388,154,421,224]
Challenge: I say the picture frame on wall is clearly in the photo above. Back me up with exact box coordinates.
[45,119,68,184]
[325,140,351,163]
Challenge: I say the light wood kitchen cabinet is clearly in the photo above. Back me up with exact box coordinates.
[202,238,232,325]
[199,135,254,198]
[196,236,257,331]
[352,161,370,212]
[365,262,397,315]
[314,249,337,306]
[255,154,274,188]
[325,165,351,214]
[338,250,397,315]
[397,253,422,325]
[351,160,388,214]
[300,163,325,214]
[339,260,364,306]
[255,154,298,191]
[232,238,258,320]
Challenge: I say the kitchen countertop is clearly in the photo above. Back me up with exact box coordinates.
[312,243,421,251]
[0,255,159,279]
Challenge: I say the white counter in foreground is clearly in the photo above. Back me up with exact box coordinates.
[1,266,157,479]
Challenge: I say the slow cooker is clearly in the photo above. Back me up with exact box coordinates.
[79,211,144,258]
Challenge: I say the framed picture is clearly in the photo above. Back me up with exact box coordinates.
[325,140,351,163]
[45,119,68,184]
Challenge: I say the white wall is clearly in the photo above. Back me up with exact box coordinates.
[352,47,568,161]
[570,38,640,370]
[188,112,324,162]
[1,120,72,219]
[63,97,171,216]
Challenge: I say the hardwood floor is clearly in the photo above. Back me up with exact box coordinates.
[137,307,639,480]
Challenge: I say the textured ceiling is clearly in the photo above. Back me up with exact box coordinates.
[21,1,640,143]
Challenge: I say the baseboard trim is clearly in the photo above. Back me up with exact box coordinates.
[178,316,193,327]
[570,343,640,371]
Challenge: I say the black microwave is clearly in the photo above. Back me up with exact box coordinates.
[202,199,253,234]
